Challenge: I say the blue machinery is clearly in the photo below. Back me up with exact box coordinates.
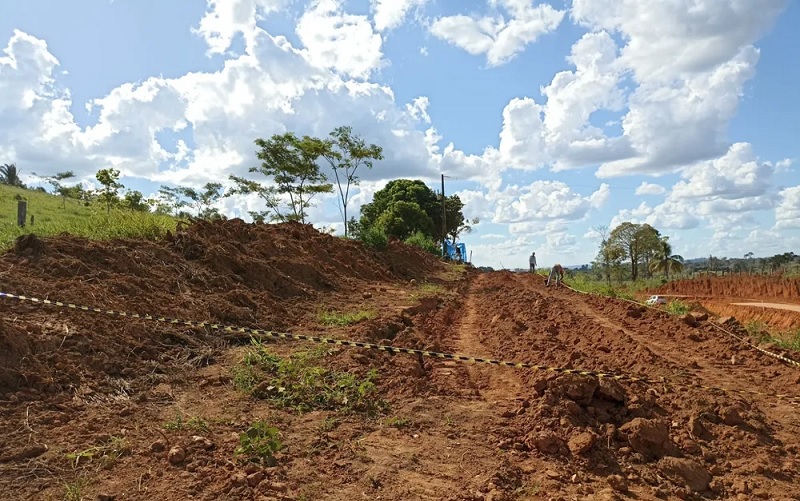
[443,240,468,263]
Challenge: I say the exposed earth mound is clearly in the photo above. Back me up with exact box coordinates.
[1,225,799,500]
[0,219,442,395]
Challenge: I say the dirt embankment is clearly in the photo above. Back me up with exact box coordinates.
[651,276,800,330]
[653,276,800,302]
[0,219,443,394]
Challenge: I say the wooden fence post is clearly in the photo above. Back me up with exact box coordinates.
[17,200,27,227]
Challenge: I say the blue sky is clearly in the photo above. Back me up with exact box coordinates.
[1,0,798,268]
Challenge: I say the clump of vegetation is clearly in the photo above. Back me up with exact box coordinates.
[317,308,377,326]
[404,230,440,255]
[235,421,284,465]
[232,340,387,415]
[745,321,800,352]
[358,224,389,249]
[665,299,691,315]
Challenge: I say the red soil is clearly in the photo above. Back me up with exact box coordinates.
[1,223,799,500]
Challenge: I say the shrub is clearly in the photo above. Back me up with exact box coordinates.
[404,231,440,255]
[359,224,388,250]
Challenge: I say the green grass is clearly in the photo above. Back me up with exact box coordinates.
[745,321,800,352]
[232,339,387,415]
[564,274,664,300]
[0,185,177,251]
[317,308,377,326]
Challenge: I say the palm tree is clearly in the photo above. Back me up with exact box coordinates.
[649,237,684,279]
[0,163,24,187]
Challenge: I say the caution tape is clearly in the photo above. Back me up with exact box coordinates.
[561,282,800,369]
[1,290,799,406]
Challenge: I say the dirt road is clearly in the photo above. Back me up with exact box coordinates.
[731,302,800,313]
[3,226,800,500]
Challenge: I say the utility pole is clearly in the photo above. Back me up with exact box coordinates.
[441,174,447,259]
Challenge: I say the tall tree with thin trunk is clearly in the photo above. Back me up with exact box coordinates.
[320,126,383,237]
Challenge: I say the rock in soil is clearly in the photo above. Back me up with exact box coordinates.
[167,446,186,465]
[619,418,670,457]
[568,431,597,456]
[606,475,628,492]
[657,457,712,492]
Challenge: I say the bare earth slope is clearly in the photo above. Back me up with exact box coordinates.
[1,228,799,500]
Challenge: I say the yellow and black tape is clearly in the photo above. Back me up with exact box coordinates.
[1,291,799,406]
[560,283,800,369]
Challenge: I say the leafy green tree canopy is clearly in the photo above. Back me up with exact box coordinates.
[358,178,474,242]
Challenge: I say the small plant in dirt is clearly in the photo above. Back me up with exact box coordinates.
[319,416,340,432]
[235,421,284,465]
[317,308,377,326]
[384,416,413,429]
[164,413,210,433]
[665,299,691,315]
[64,478,87,501]
[65,436,131,469]
[232,339,388,415]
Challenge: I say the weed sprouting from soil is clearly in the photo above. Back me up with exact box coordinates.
[235,421,283,465]
[384,416,413,429]
[163,413,210,433]
[232,339,388,415]
[65,436,131,470]
[665,299,691,315]
[63,478,87,501]
[317,308,377,326]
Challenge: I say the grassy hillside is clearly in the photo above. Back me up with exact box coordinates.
[0,185,177,250]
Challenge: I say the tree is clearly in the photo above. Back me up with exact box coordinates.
[606,222,661,281]
[648,237,684,279]
[374,200,434,240]
[320,126,384,237]
[174,183,224,219]
[121,190,152,212]
[36,171,76,208]
[157,186,190,216]
[1,163,25,188]
[95,168,123,214]
[358,179,472,243]
[227,133,333,224]
[637,225,662,278]
[591,225,612,284]
[444,195,479,244]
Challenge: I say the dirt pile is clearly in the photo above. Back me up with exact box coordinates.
[459,272,800,499]
[0,219,444,395]
[654,275,800,301]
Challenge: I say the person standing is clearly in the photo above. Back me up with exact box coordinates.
[546,263,564,287]
[529,251,537,272]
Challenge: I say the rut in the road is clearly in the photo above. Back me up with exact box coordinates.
[452,274,524,401]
